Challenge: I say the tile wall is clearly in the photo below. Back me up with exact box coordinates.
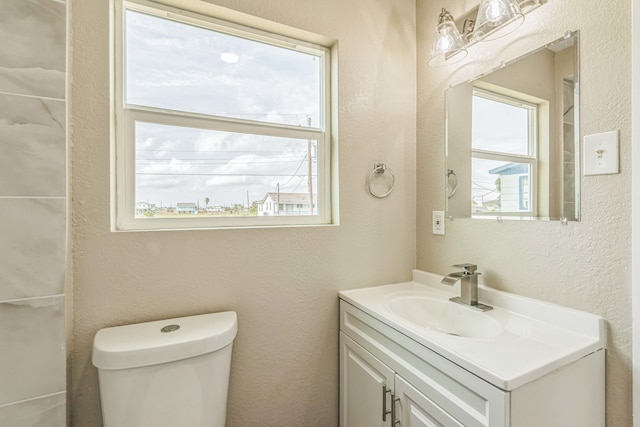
[0,0,67,426]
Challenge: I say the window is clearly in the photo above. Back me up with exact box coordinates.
[471,88,537,216]
[113,0,333,230]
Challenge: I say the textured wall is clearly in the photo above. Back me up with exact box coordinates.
[417,0,631,426]
[633,0,640,421]
[69,0,416,425]
[0,0,67,426]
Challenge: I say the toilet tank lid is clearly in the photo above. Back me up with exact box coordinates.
[92,311,237,370]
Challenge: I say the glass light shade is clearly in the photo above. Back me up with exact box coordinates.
[473,0,524,41]
[517,0,538,10]
[428,11,468,68]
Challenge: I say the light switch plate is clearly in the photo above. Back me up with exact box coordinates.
[583,130,619,176]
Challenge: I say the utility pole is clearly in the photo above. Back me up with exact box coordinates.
[307,116,314,215]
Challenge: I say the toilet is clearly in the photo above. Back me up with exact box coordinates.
[92,311,237,427]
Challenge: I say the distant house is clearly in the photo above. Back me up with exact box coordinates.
[488,163,530,213]
[135,201,156,215]
[176,202,197,214]
[257,192,316,216]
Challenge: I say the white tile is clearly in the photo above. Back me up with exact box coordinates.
[0,198,65,301]
[0,94,65,197]
[0,0,66,99]
[0,392,65,427]
[0,297,65,405]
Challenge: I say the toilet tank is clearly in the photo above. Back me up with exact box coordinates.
[92,311,237,427]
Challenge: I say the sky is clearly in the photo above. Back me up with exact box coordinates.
[471,94,531,205]
[125,9,322,208]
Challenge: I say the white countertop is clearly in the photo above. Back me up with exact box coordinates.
[339,270,606,390]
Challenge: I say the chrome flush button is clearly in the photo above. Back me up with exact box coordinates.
[161,324,180,333]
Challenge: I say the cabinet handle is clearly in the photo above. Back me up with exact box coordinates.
[391,395,400,426]
[382,385,392,421]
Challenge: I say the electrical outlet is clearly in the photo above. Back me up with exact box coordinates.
[433,211,445,235]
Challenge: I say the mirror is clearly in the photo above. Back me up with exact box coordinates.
[445,31,579,221]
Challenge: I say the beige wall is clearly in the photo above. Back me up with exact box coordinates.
[69,0,415,425]
[417,0,631,426]
[633,0,640,421]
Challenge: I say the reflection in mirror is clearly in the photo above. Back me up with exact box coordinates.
[445,31,579,221]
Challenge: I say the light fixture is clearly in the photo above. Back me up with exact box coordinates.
[517,0,538,9]
[428,9,468,68]
[427,0,543,68]
[472,0,524,41]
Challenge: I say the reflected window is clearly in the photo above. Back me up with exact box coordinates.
[471,89,537,215]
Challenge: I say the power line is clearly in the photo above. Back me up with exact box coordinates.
[136,172,317,177]
[280,154,308,188]
[136,149,310,153]
[136,159,305,165]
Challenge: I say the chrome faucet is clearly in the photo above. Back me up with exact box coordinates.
[441,264,492,311]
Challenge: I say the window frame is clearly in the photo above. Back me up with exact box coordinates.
[112,0,333,231]
[471,88,538,217]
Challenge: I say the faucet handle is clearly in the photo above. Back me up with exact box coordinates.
[452,263,478,275]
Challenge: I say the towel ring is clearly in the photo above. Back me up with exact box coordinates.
[368,163,395,198]
[446,169,458,199]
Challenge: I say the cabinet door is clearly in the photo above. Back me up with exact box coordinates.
[395,375,466,427]
[340,332,395,427]
[341,301,508,426]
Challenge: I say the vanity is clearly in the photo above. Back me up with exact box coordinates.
[339,270,605,426]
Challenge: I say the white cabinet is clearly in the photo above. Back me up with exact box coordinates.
[340,333,394,427]
[341,333,468,427]
[339,300,604,427]
[395,374,463,427]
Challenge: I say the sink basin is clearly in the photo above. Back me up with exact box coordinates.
[384,294,503,339]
